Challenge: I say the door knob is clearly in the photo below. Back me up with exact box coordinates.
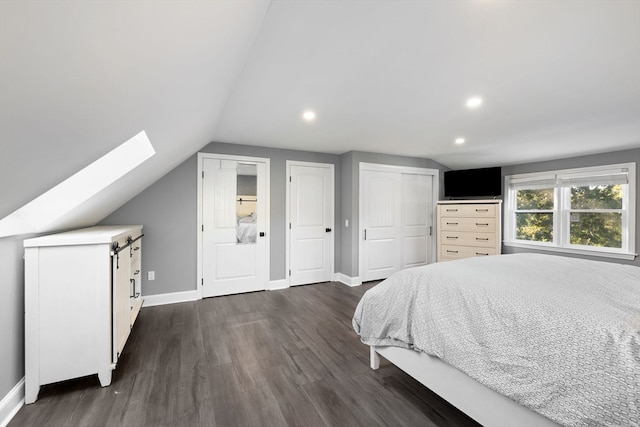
[259,232,265,237]
[325,228,332,232]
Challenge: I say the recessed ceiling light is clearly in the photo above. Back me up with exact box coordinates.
[302,110,316,121]
[455,138,465,145]
[466,97,483,109]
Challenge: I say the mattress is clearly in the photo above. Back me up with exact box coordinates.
[352,253,640,426]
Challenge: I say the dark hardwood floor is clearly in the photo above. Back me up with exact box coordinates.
[11,282,480,427]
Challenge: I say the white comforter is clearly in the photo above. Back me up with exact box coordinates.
[352,253,640,427]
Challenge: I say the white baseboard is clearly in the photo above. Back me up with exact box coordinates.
[0,378,24,427]
[268,279,289,291]
[142,290,200,307]
[334,273,361,287]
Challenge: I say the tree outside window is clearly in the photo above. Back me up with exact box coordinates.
[515,188,554,242]
[568,185,622,248]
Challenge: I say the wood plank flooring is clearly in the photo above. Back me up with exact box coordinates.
[11,282,480,427]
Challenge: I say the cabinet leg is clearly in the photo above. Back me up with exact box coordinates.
[97,369,112,387]
[25,382,40,405]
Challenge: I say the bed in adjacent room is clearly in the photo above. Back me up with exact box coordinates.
[353,253,640,427]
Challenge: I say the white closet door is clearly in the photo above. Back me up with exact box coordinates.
[360,169,402,282]
[289,163,334,286]
[401,173,431,268]
[202,158,267,297]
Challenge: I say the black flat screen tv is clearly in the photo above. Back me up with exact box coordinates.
[444,166,502,199]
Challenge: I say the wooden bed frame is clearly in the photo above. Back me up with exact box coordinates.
[370,345,560,427]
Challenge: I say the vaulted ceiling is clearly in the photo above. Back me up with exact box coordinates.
[1,0,639,233]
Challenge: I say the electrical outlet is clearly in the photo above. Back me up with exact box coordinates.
[345,219,349,227]
[148,271,155,281]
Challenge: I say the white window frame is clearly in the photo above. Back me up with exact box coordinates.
[504,163,636,260]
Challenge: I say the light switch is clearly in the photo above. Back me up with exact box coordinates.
[148,271,155,281]
[345,219,349,227]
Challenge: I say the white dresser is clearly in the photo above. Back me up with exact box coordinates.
[437,200,502,261]
[23,225,143,404]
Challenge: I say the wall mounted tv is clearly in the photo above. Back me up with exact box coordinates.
[444,166,502,199]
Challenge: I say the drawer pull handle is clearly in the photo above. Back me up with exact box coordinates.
[476,223,489,226]
[446,209,458,212]
[446,222,459,225]
[446,250,459,254]
[446,236,458,239]
[475,209,489,212]
[476,252,489,256]
[476,237,489,241]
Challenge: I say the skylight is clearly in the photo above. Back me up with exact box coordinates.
[0,131,155,237]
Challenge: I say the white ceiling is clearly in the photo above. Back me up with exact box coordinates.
[1,0,639,232]
[214,0,640,168]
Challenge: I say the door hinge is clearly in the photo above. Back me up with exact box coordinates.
[202,225,204,232]
[429,226,432,236]
[289,176,291,182]
[289,269,291,276]
[201,278,204,286]
[202,171,204,178]
[289,222,291,229]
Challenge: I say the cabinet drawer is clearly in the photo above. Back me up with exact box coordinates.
[440,231,496,248]
[440,245,497,260]
[440,216,496,232]
[439,204,496,218]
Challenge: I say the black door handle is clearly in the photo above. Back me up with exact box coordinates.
[325,228,332,232]
[259,232,265,237]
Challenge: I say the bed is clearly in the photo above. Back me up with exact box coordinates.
[237,212,257,244]
[352,253,640,427]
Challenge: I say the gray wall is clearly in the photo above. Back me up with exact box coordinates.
[101,143,450,294]
[0,235,29,402]
[502,148,640,267]
[101,142,342,295]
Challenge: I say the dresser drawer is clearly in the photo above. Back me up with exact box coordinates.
[440,245,497,260]
[440,216,496,232]
[440,230,496,248]
[439,204,496,218]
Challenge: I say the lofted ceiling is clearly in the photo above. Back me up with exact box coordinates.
[1,0,639,233]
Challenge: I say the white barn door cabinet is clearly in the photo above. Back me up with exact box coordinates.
[23,225,143,404]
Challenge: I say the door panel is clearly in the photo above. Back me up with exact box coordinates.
[361,170,402,282]
[401,174,431,268]
[202,158,267,297]
[289,163,334,286]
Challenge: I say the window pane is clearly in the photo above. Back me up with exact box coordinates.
[571,184,623,209]
[569,212,622,248]
[517,188,554,210]
[516,213,553,242]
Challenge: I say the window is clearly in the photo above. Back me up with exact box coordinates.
[0,131,155,238]
[504,163,636,260]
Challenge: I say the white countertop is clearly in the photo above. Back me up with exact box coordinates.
[24,225,143,247]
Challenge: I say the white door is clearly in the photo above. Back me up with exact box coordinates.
[202,158,267,297]
[360,164,434,283]
[288,162,334,286]
[401,173,432,268]
[360,169,402,282]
